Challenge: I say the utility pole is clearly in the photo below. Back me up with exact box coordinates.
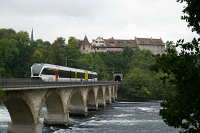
[65,57,68,66]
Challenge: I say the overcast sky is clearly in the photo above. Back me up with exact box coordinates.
[0,0,198,43]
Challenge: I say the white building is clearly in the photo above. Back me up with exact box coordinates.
[79,36,165,54]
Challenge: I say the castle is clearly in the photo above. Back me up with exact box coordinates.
[79,36,165,54]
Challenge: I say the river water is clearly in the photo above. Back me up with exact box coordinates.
[0,101,179,133]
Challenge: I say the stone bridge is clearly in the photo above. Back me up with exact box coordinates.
[0,80,119,133]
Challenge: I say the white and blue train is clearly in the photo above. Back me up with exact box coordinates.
[31,63,98,82]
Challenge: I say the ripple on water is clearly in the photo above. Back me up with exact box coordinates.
[80,119,163,126]
[0,102,179,133]
[113,114,133,118]
[137,107,160,113]
[0,106,11,122]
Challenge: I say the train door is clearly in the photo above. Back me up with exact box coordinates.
[85,72,88,80]
[55,70,59,81]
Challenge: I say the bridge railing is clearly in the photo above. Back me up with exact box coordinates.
[0,78,119,89]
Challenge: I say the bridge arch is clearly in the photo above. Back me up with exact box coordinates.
[105,87,111,104]
[68,89,87,115]
[87,88,97,110]
[4,96,35,125]
[112,86,115,101]
[44,91,65,114]
[69,90,84,106]
[39,90,69,125]
[114,86,118,99]
[97,86,105,107]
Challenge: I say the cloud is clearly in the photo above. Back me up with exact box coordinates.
[0,0,112,17]
[0,0,197,42]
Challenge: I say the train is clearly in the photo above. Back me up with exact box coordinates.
[31,63,98,82]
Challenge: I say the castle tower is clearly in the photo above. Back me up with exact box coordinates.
[31,28,34,42]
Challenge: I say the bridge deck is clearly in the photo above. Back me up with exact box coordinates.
[0,79,119,91]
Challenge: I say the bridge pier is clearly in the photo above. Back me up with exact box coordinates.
[43,89,69,126]
[114,85,118,99]
[8,123,42,133]
[87,87,98,111]
[105,86,112,104]
[97,99,106,108]
[44,113,69,125]
[97,86,106,108]
[87,104,98,110]
[4,90,46,133]
[68,88,88,116]
[111,86,116,102]
[69,105,88,116]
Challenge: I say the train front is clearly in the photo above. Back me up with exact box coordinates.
[31,63,44,80]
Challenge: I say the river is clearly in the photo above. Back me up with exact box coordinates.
[0,101,179,133]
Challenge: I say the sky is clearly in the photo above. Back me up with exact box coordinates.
[0,0,198,43]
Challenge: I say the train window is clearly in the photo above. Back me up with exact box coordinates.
[71,72,76,78]
[41,68,54,75]
[82,73,85,79]
[77,72,84,79]
[88,74,93,79]
[94,74,98,78]
[77,72,81,78]
[59,70,68,78]
[65,71,70,78]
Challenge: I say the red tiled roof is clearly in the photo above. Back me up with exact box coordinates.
[104,39,137,48]
[135,37,164,46]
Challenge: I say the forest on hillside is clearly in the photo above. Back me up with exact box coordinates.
[0,28,168,101]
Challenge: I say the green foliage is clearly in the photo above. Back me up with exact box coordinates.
[154,38,200,133]
[0,91,6,97]
[122,68,152,100]
[68,36,79,48]
[30,39,50,63]
[177,0,200,34]
[0,38,19,77]
[128,49,155,70]
[47,38,66,66]
[121,49,166,101]
[0,28,16,39]
[75,53,109,80]
[153,1,200,132]
[65,37,81,67]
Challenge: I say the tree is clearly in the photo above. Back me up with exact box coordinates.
[122,68,152,100]
[0,28,16,39]
[13,31,32,77]
[0,39,19,77]
[120,49,165,101]
[154,39,200,133]
[0,29,32,78]
[65,37,81,67]
[68,36,79,48]
[128,49,155,71]
[177,0,200,34]
[47,37,66,66]
[154,1,200,132]
[31,39,51,64]
[75,53,108,80]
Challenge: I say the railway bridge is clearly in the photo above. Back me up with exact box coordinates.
[0,79,119,133]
